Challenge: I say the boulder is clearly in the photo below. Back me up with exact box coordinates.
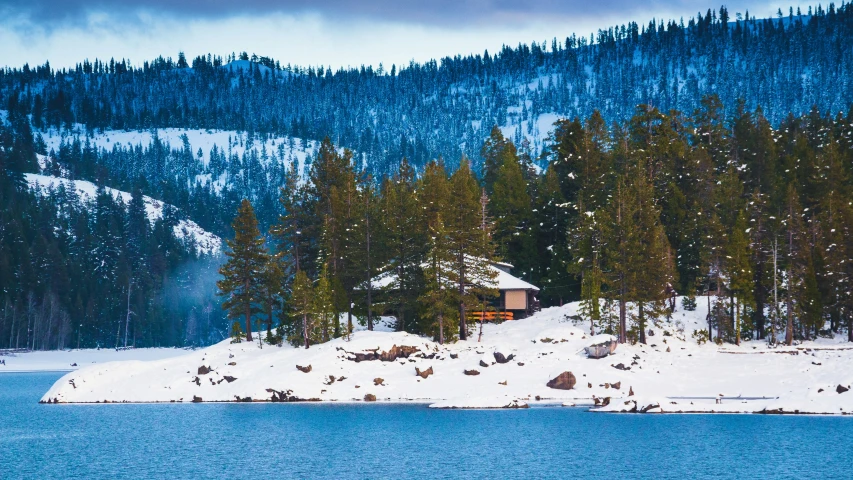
[479,360,489,368]
[364,393,377,402]
[296,364,312,373]
[629,386,635,396]
[227,362,236,366]
[464,369,480,376]
[192,396,203,403]
[198,365,211,375]
[612,381,621,390]
[493,352,515,364]
[612,363,630,371]
[415,366,434,379]
[546,371,577,390]
[585,340,617,359]
[223,376,237,383]
[380,345,420,362]
[838,385,850,394]
[450,353,458,359]
[373,378,384,386]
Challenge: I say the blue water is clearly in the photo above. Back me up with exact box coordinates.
[1,372,851,479]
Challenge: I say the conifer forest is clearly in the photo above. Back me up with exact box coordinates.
[2,5,853,350]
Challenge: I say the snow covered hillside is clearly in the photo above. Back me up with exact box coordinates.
[27,173,221,255]
[41,298,853,414]
[38,126,321,190]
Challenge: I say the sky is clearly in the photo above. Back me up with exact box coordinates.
[0,1,791,70]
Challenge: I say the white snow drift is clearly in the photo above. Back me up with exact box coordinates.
[40,299,853,413]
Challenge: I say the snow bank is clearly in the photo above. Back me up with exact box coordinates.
[0,348,190,373]
[38,299,853,414]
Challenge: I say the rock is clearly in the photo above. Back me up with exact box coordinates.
[612,381,621,390]
[381,345,420,362]
[838,385,850,394]
[585,340,617,359]
[373,378,384,386]
[70,363,77,367]
[546,371,577,390]
[517,362,525,366]
[612,363,630,371]
[364,393,377,402]
[629,386,634,396]
[192,396,203,403]
[479,360,489,368]
[450,353,458,359]
[588,382,592,388]
[337,376,347,382]
[324,375,336,385]
[498,380,507,385]
[818,388,824,393]
[296,364,312,373]
[415,366,434,379]
[348,345,420,362]
[640,402,661,413]
[648,329,655,337]
[464,369,480,376]
[192,376,200,386]
[666,346,671,353]
[223,376,237,383]
[198,365,211,375]
[493,352,515,364]
[227,362,237,366]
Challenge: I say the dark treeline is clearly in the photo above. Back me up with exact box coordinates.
[1,5,852,174]
[217,96,853,348]
[0,111,226,351]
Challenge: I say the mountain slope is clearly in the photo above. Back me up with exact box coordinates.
[27,173,221,255]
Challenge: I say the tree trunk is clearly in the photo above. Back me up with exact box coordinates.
[754,260,766,340]
[303,314,309,349]
[638,301,646,344]
[245,280,253,342]
[459,253,467,341]
[735,301,741,346]
[618,297,627,344]
[438,313,444,345]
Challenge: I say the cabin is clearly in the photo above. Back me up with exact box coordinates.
[489,261,541,319]
[366,259,540,321]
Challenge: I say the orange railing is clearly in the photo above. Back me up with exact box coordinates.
[468,311,514,322]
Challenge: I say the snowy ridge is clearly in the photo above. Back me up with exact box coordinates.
[26,173,221,255]
[40,298,853,413]
[38,126,322,191]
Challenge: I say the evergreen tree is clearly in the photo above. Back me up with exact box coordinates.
[217,199,267,342]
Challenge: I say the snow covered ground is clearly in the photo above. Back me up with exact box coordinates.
[1,348,191,373]
[39,298,853,414]
[27,173,222,255]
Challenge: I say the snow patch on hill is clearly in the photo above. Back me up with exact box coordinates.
[27,173,221,255]
[39,298,853,413]
[38,127,321,191]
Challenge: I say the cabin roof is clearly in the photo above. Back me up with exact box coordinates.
[365,260,539,292]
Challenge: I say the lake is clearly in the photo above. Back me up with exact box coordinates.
[1,372,851,479]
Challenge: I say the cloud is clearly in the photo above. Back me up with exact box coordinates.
[0,0,759,29]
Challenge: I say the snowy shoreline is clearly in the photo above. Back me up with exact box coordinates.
[37,300,853,414]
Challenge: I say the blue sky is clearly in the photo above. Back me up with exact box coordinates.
[0,1,789,69]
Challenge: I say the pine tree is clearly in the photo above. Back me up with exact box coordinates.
[420,213,456,343]
[726,209,754,344]
[312,265,336,343]
[446,158,497,341]
[217,199,267,342]
[290,270,313,348]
